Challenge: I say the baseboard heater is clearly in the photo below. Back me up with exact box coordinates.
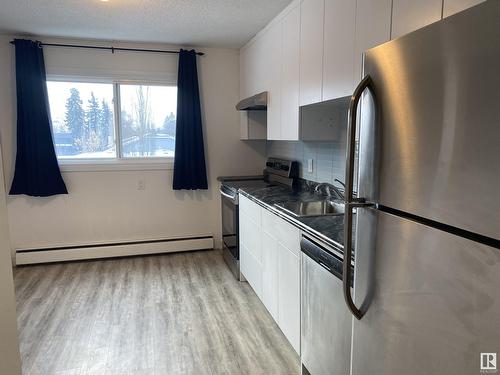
[15,235,214,265]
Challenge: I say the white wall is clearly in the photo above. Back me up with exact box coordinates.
[0,35,266,255]
[0,138,22,374]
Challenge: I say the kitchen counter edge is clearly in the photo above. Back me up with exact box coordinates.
[238,189,345,253]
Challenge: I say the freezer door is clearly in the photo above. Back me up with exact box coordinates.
[352,208,500,375]
[358,1,500,240]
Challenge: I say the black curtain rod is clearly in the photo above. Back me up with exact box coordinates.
[9,40,205,56]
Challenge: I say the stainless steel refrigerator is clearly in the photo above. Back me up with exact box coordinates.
[342,1,500,374]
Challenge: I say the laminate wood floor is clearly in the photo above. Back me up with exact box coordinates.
[14,250,300,375]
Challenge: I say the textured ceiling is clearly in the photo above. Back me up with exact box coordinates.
[0,0,292,48]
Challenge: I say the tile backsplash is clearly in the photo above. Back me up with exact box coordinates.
[267,139,347,185]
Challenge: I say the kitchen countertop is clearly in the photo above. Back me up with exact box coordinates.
[238,184,347,252]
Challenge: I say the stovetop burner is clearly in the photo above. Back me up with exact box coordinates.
[218,157,299,194]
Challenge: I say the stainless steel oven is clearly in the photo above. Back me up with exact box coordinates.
[220,184,240,279]
[218,158,298,280]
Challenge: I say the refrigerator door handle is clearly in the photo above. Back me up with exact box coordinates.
[344,75,375,320]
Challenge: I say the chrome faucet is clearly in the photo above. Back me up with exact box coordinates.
[314,182,344,200]
[334,179,346,189]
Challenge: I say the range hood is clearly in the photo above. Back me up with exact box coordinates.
[236,92,268,110]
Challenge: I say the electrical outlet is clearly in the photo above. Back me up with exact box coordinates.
[137,180,146,190]
[307,158,314,173]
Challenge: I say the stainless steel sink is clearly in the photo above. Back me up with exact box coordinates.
[274,200,345,217]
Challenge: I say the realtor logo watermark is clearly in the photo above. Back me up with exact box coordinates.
[481,353,497,373]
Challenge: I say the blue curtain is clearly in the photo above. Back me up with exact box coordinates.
[172,49,208,190]
[9,39,67,197]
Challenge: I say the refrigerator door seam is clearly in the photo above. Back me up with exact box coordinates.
[377,204,500,250]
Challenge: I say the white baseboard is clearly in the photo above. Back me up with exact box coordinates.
[15,236,214,265]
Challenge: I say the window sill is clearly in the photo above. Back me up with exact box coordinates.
[58,159,175,172]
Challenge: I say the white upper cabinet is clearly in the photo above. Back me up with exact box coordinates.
[354,0,393,80]
[299,0,325,106]
[391,0,443,39]
[253,36,269,95]
[239,2,298,141]
[265,21,283,140]
[280,4,301,140]
[443,0,485,17]
[239,36,266,99]
[241,0,486,140]
[322,0,356,101]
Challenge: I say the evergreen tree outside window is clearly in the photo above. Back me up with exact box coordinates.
[48,81,115,158]
[64,88,85,152]
[46,80,177,161]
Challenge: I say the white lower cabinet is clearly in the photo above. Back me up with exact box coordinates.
[240,242,262,300]
[240,214,261,263]
[261,231,279,321]
[240,194,301,355]
[239,198,263,300]
[277,242,301,354]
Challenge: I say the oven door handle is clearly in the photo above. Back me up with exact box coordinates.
[220,188,237,203]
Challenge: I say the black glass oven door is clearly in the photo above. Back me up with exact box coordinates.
[221,191,239,260]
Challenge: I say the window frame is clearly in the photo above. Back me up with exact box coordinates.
[46,76,177,172]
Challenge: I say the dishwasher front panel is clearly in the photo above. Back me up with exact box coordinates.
[301,237,352,375]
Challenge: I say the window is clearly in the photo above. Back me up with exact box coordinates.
[119,84,177,158]
[46,80,177,163]
[47,81,115,159]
